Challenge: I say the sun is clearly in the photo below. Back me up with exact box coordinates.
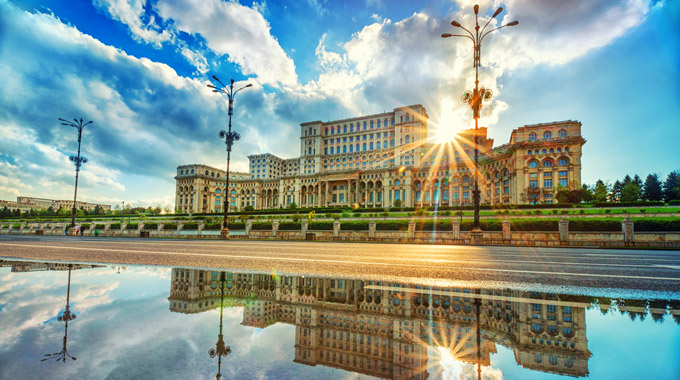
[431,97,466,144]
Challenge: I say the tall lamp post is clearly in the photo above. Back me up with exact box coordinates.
[208,77,252,239]
[442,5,517,243]
[209,272,231,379]
[59,118,93,236]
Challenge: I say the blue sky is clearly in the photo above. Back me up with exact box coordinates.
[0,0,678,209]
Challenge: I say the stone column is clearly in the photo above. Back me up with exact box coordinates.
[177,222,183,236]
[622,216,634,244]
[408,220,415,239]
[333,220,340,238]
[246,221,252,236]
[301,220,308,238]
[369,220,376,238]
[272,221,279,237]
[452,220,460,240]
[502,218,511,241]
[559,218,569,243]
[157,223,163,236]
[197,222,204,236]
[121,223,127,236]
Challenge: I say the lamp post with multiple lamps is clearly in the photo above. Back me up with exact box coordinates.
[442,4,517,243]
[59,118,93,236]
[208,77,252,239]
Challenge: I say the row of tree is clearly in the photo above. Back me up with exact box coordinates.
[0,205,169,219]
[557,171,680,204]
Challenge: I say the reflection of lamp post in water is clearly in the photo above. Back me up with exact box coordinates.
[209,272,231,379]
[474,296,482,380]
[42,264,77,363]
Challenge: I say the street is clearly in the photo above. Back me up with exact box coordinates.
[1,235,679,295]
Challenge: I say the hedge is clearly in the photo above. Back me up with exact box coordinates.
[633,218,680,232]
[252,222,273,230]
[342,221,370,231]
[204,223,222,230]
[375,221,407,231]
[163,223,177,230]
[110,223,121,229]
[81,224,90,230]
[94,224,106,229]
[309,221,334,230]
[569,219,621,232]
[126,223,139,230]
[278,222,301,230]
[228,222,246,230]
[143,223,158,230]
[593,201,665,208]
[183,222,199,230]
[668,200,680,206]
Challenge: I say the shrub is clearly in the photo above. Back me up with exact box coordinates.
[163,223,177,230]
[126,223,139,230]
[552,210,559,215]
[353,212,361,217]
[633,218,680,232]
[291,213,301,222]
[639,209,646,213]
[332,214,341,221]
[94,224,106,229]
[605,209,611,214]
[669,200,680,206]
[325,213,333,219]
[228,222,246,230]
[309,221,334,230]
[375,221,403,231]
[252,222,272,230]
[561,210,569,215]
[183,222,199,230]
[415,220,452,231]
[80,223,90,229]
[570,219,621,232]
[143,223,158,230]
[346,220,373,230]
[381,211,389,217]
[278,222,301,230]
[204,223,222,230]
[579,210,585,214]
[110,223,121,229]
[509,219,559,232]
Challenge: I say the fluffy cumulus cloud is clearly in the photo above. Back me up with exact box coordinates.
[93,0,173,47]
[302,0,653,141]
[0,0,655,206]
[156,0,299,87]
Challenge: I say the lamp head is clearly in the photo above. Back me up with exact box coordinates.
[492,7,503,18]
[474,4,479,14]
[506,20,519,26]
[451,20,461,27]
[441,33,453,38]
[245,84,253,88]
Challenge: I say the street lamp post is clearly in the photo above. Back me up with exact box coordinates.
[59,118,93,236]
[208,77,252,240]
[442,4,517,243]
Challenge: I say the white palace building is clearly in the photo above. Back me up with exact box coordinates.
[175,105,585,213]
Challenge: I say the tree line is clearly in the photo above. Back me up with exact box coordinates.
[557,171,680,204]
[0,204,168,219]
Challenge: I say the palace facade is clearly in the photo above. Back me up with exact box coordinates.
[175,105,585,213]
[0,196,111,213]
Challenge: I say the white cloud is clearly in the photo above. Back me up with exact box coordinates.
[93,0,173,47]
[156,0,298,87]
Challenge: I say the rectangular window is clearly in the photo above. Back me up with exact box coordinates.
[559,178,568,187]
[544,179,553,188]
[559,171,568,176]
[529,180,538,188]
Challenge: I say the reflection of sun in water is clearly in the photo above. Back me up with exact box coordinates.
[437,346,465,378]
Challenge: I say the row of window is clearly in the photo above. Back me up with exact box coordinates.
[528,158,569,168]
[528,129,568,141]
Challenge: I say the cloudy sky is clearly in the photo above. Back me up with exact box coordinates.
[0,0,678,209]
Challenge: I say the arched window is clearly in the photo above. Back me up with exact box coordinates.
[527,150,532,155]
[543,159,553,167]
[542,149,547,154]
[363,143,367,151]
[405,135,410,144]
[543,131,552,140]
[343,145,347,153]
[503,169,509,176]
[529,132,537,141]
[528,161,538,168]
[211,172,215,177]
[343,125,347,133]
[394,180,401,186]
[349,145,354,152]
[558,129,567,137]
[180,170,184,175]
[205,170,209,175]
[558,158,568,166]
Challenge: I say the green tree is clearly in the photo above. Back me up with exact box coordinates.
[620,182,641,202]
[632,174,643,189]
[243,205,255,212]
[643,174,663,201]
[581,184,594,202]
[663,171,680,202]
[288,202,298,210]
[593,180,609,202]
[393,199,402,207]
[610,180,622,202]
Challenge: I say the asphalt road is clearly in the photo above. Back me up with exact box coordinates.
[1,235,679,295]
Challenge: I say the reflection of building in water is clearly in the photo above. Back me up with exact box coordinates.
[168,269,592,378]
[0,260,102,272]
